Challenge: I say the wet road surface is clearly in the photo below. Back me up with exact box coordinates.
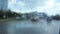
[0,19,60,34]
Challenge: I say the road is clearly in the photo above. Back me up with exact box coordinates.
[0,19,60,34]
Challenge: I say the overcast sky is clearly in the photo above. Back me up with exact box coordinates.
[8,0,60,16]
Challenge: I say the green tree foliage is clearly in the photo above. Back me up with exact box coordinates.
[0,10,22,19]
[0,10,3,18]
[52,14,60,20]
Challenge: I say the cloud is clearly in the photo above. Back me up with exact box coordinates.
[8,0,16,7]
[17,1,26,6]
[55,0,60,3]
[8,0,46,9]
[8,0,26,9]
[8,0,60,15]
[36,0,60,16]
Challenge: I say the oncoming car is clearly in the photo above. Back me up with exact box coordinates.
[30,16,39,21]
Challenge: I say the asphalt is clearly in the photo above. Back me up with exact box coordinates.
[0,19,60,34]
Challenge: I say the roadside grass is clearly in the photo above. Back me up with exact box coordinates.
[0,17,16,22]
[0,17,26,22]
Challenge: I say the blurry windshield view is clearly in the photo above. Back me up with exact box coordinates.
[0,0,60,34]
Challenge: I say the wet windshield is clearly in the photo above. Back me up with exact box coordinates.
[0,0,60,34]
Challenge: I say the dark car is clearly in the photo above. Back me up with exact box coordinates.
[46,17,52,24]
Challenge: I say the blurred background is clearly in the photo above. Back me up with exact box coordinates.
[0,0,60,34]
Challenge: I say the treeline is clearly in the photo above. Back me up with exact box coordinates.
[51,15,60,20]
[0,10,22,19]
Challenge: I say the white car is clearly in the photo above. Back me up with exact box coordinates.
[30,16,39,21]
[16,16,21,19]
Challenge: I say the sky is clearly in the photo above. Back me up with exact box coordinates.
[8,0,60,16]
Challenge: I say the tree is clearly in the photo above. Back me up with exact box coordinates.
[52,14,60,20]
[0,10,3,19]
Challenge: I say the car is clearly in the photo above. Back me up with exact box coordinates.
[16,16,21,19]
[46,17,52,24]
[30,16,39,21]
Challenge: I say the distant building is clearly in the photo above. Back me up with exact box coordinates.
[0,0,8,10]
[26,12,47,19]
[38,13,47,18]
